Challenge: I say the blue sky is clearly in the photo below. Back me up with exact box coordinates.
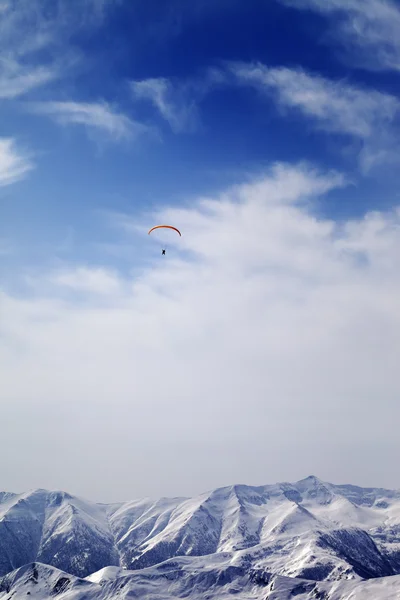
[1,0,400,501]
[1,0,400,273]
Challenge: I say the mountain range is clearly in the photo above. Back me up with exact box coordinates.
[1,475,400,599]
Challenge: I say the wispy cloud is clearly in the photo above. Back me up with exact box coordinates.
[130,69,227,134]
[230,62,400,171]
[0,0,116,99]
[131,77,200,133]
[0,2,59,98]
[0,138,33,186]
[231,63,399,137]
[0,0,116,47]
[30,101,149,142]
[278,0,400,72]
[0,61,56,99]
[2,162,400,496]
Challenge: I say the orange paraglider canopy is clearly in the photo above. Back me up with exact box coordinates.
[148,225,181,236]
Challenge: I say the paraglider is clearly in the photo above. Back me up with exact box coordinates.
[148,225,181,236]
[148,225,181,255]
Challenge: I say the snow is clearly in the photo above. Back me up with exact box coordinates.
[0,476,400,597]
[2,561,400,600]
[85,565,127,583]
[267,573,400,600]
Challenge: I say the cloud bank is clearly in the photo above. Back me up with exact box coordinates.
[1,163,400,499]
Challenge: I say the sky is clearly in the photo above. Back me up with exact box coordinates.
[1,0,400,503]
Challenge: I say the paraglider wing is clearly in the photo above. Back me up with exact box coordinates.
[148,225,181,236]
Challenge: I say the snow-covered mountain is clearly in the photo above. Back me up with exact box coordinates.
[2,560,400,600]
[1,475,400,598]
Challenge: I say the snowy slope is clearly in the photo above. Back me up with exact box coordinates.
[1,476,400,582]
[0,563,96,599]
[0,489,119,577]
[266,573,400,600]
[0,559,268,600]
[2,561,400,600]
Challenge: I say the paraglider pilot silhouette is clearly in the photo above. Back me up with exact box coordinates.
[148,225,181,256]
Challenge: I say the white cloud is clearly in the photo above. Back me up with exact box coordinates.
[30,101,149,142]
[230,62,400,171]
[278,0,400,72]
[231,63,399,138]
[50,266,123,295]
[0,62,56,99]
[131,77,199,133]
[1,162,400,499]
[0,138,33,186]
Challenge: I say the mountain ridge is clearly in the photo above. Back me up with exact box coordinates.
[0,475,400,582]
[6,474,399,505]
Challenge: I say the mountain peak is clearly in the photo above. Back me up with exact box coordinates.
[297,475,324,485]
